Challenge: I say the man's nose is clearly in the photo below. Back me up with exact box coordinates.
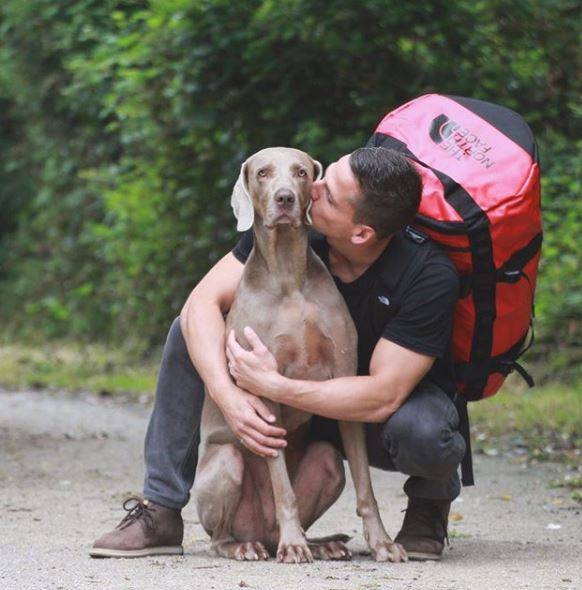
[274,188,296,208]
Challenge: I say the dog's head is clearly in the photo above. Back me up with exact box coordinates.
[231,147,322,232]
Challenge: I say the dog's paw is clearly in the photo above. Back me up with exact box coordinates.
[371,540,408,563]
[234,541,270,561]
[276,540,314,564]
[309,540,352,561]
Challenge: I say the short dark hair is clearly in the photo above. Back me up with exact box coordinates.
[348,147,422,239]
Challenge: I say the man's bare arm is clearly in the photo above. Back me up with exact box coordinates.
[180,252,243,402]
[180,252,286,456]
[227,331,434,423]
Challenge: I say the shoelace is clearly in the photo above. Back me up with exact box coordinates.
[116,497,156,531]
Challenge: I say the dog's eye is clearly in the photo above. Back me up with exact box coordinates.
[298,168,307,178]
[257,169,268,178]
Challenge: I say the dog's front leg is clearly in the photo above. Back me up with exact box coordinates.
[339,421,407,562]
[265,400,313,564]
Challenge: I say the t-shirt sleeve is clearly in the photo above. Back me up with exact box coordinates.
[231,229,254,264]
[382,261,459,358]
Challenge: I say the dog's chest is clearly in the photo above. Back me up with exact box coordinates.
[269,297,336,382]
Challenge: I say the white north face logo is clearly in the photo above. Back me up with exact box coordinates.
[377,295,390,307]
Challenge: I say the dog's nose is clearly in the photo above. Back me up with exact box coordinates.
[274,189,296,208]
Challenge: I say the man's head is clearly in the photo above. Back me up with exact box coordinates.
[310,147,422,243]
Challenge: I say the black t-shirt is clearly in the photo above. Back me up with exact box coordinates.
[232,229,459,394]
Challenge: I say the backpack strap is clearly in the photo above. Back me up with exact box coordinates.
[377,226,432,314]
[370,132,497,399]
[458,232,542,298]
[381,226,478,487]
[453,394,475,486]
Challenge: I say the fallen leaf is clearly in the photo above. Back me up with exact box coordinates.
[450,512,463,522]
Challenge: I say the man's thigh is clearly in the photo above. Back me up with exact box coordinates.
[309,412,396,471]
[309,379,459,472]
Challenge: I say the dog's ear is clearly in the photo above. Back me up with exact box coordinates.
[230,160,254,232]
[313,159,323,181]
[305,199,313,226]
[305,159,322,226]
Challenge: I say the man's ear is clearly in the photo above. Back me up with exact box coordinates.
[351,224,377,245]
[230,160,253,232]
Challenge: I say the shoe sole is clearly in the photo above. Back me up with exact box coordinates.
[405,550,442,561]
[89,546,184,558]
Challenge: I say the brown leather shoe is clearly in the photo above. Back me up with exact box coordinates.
[90,497,184,558]
[394,498,450,561]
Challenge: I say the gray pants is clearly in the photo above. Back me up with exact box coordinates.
[143,318,466,509]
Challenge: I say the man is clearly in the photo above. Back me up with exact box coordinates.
[91,147,465,561]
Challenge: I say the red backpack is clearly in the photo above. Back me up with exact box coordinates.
[368,94,542,400]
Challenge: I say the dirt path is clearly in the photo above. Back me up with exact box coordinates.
[1,388,580,590]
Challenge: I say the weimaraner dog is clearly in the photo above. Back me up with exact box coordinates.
[194,147,407,564]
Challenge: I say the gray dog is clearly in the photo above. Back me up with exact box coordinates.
[194,147,407,564]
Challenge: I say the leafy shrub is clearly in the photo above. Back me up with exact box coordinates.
[0,0,579,364]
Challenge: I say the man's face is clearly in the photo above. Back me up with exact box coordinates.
[310,154,362,239]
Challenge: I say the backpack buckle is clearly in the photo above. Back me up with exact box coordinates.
[501,269,522,283]
[404,226,427,244]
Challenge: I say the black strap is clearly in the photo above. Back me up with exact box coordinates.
[459,232,542,298]
[500,232,543,274]
[454,395,474,486]
[370,132,496,397]
[499,360,535,387]
[376,226,431,316]
[455,320,536,390]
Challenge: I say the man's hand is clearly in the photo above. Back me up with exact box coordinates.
[217,383,287,458]
[226,327,282,399]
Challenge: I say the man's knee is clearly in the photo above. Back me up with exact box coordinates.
[381,383,466,479]
[163,317,185,359]
[163,316,190,360]
[153,316,203,400]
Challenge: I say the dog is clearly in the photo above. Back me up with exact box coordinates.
[194,147,406,563]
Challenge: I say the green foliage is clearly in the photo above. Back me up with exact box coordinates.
[0,1,127,338]
[0,0,580,357]
[0,342,157,395]
[469,378,581,464]
[534,133,581,377]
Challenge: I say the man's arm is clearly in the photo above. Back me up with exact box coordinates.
[180,252,287,456]
[227,329,434,423]
[180,252,242,402]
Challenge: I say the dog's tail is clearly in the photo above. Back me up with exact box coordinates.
[306,533,352,544]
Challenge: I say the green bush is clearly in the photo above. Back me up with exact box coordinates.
[0,0,579,364]
[532,134,581,379]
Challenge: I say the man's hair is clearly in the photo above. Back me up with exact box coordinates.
[348,147,422,239]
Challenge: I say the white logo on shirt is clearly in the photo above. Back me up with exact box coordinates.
[377,295,390,307]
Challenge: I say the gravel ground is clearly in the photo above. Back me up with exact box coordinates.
[1,387,580,590]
